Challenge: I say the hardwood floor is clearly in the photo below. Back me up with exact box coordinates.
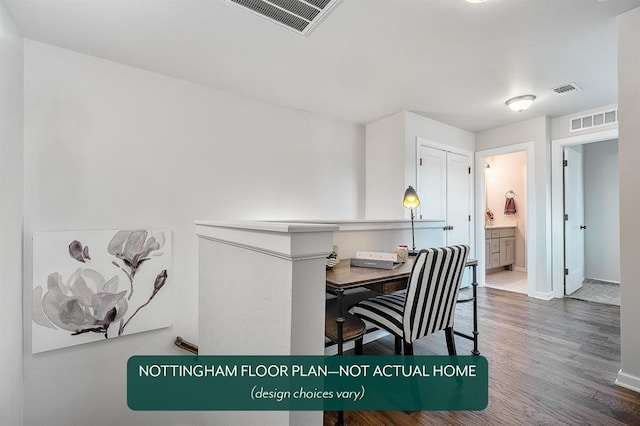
[324,287,640,425]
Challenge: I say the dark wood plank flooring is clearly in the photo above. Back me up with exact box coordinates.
[324,287,640,425]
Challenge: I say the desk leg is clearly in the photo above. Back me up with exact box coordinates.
[335,288,346,426]
[335,288,345,355]
[471,264,480,356]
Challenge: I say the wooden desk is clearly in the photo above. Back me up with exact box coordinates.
[326,258,479,356]
[326,259,414,291]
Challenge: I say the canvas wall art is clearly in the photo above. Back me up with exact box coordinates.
[32,229,172,354]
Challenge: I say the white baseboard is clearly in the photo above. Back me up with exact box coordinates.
[616,369,640,393]
[513,266,527,273]
[584,277,620,285]
[533,290,554,300]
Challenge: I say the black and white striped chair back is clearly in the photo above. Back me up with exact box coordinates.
[403,245,469,344]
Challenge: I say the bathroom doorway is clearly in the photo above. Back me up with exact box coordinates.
[483,151,528,294]
[476,141,536,297]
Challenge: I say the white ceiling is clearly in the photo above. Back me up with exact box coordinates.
[6,0,640,132]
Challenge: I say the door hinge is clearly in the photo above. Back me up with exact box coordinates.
[468,215,471,222]
[564,214,569,221]
[420,158,423,166]
[563,160,568,167]
[468,167,471,174]
[564,268,569,276]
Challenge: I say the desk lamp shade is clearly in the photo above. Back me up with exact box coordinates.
[403,186,420,253]
[403,186,420,209]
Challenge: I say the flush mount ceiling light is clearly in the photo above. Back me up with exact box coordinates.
[506,95,536,112]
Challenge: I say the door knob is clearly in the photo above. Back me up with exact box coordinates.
[580,225,587,230]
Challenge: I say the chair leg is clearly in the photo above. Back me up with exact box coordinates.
[445,327,457,355]
[354,337,363,355]
[395,336,402,354]
[403,341,413,355]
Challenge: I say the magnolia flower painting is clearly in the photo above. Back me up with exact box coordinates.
[32,229,172,354]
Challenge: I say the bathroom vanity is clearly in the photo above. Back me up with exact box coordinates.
[485,225,516,270]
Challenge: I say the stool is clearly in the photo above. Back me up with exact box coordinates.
[325,306,366,354]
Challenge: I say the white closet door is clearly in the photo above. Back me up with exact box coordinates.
[417,145,447,221]
[446,152,471,246]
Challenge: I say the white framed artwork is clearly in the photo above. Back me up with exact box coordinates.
[32,229,172,354]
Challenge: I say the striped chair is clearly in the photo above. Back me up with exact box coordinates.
[349,245,469,355]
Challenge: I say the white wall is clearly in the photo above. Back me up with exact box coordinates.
[583,139,619,283]
[486,151,527,270]
[476,117,551,298]
[0,1,23,424]
[551,104,618,141]
[405,111,475,155]
[365,111,405,219]
[365,110,475,219]
[23,40,365,426]
[617,6,640,393]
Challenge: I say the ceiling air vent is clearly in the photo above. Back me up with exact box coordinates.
[551,82,581,96]
[227,0,343,36]
[570,109,617,132]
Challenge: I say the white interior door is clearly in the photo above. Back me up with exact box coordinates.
[417,145,446,221]
[446,152,471,246]
[564,146,585,295]
[417,145,471,246]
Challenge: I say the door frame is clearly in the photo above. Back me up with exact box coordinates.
[551,129,618,298]
[475,142,536,296]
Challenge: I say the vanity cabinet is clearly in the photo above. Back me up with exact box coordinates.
[485,227,516,269]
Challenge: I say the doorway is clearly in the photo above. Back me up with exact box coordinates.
[562,139,620,304]
[484,151,528,294]
[476,142,536,297]
[551,129,619,299]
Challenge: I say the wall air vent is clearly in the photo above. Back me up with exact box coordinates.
[226,0,343,36]
[570,108,618,132]
[551,82,581,96]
